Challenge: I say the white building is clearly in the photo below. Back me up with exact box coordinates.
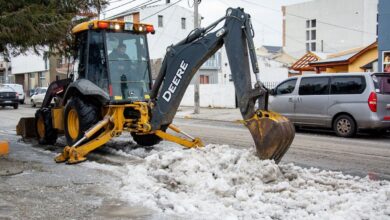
[11,51,49,93]
[283,0,378,59]
[108,3,195,59]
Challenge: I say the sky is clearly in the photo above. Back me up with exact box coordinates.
[103,0,310,47]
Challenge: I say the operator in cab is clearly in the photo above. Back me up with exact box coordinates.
[109,43,130,60]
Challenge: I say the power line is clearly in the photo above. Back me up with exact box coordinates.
[105,0,160,19]
[141,0,184,21]
[240,0,377,36]
[107,0,127,4]
[103,0,139,13]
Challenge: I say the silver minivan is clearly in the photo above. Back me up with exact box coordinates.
[269,72,390,137]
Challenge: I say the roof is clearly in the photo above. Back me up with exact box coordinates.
[262,45,282,54]
[311,52,330,59]
[310,52,357,64]
[310,42,377,67]
[273,52,297,65]
[290,51,323,71]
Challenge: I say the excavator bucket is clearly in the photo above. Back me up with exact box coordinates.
[244,110,295,163]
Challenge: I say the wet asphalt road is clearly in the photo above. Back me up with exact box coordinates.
[0,104,389,219]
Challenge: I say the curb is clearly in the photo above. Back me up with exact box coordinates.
[175,115,243,124]
[0,140,9,156]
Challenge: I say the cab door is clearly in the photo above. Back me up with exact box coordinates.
[269,78,298,122]
[294,76,330,126]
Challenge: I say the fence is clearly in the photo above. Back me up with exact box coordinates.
[180,84,236,108]
[262,81,279,89]
[180,82,281,108]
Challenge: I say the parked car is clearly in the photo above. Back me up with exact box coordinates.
[31,87,48,107]
[1,83,25,104]
[269,72,390,137]
[0,85,19,109]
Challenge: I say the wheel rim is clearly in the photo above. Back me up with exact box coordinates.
[37,116,45,138]
[337,118,351,135]
[67,108,79,140]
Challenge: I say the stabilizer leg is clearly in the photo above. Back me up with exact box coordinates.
[155,124,204,148]
[55,117,113,164]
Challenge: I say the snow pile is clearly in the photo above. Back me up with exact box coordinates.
[92,144,390,219]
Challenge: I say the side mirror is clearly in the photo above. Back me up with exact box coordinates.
[269,89,276,96]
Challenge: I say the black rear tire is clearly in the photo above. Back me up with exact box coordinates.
[333,114,356,137]
[35,108,58,145]
[13,104,18,109]
[64,97,101,145]
[131,133,162,146]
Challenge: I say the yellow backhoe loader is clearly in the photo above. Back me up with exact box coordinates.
[17,8,295,164]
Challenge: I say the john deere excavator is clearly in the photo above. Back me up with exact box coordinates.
[17,8,295,164]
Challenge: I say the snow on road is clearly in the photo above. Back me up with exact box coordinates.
[85,143,390,220]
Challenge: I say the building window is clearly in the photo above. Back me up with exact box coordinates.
[311,19,316,28]
[200,75,209,84]
[311,30,316,40]
[305,19,317,52]
[311,42,316,51]
[158,15,163,27]
[38,72,45,87]
[181,17,186,29]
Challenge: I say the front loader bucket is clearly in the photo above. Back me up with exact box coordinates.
[16,117,36,139]
[244,110,295,163]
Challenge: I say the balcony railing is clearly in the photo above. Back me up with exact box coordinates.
[201,53,221,70]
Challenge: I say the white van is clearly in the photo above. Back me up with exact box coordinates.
[2,83,25,104]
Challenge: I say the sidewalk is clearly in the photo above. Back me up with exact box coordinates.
[176,106,242,122]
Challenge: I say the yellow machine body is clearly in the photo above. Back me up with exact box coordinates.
[51,102,202,164]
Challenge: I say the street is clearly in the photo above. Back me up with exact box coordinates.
[2,105,390,179]
[1,105,390,219]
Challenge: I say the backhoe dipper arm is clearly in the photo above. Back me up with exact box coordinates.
[150,7,266,129]
[150,8,294,163]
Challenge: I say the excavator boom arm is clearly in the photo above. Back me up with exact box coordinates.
[151,8,264,128]
[150,8,295,162]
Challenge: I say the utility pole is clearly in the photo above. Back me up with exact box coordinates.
[193,0,200,114]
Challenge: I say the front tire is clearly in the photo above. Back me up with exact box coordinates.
[333,114,356,137]
[35,108,58,145]
[64,97,101,146]
[13,104,18,109]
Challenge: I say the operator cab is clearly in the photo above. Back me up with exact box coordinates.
[72,20,155,103]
